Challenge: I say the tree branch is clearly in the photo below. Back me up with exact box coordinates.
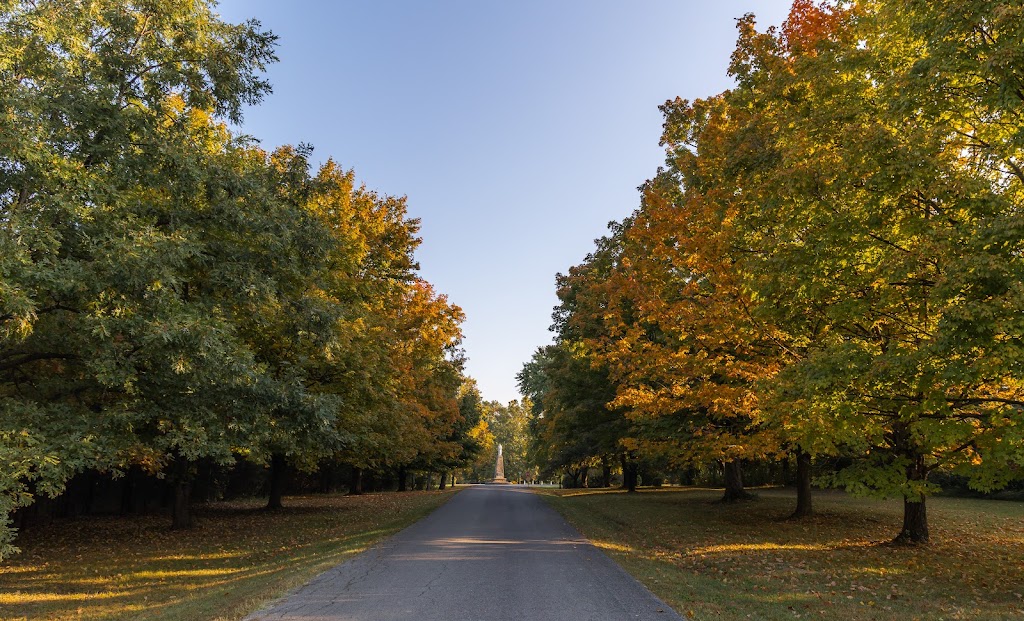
[0,352,77,372]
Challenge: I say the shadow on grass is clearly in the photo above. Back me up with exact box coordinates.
[541,486,1024,621]
[0,491,456,621]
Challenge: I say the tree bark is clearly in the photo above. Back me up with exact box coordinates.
[438,472,448,490]
[318,461,335,493]
[601,456,612,488]
[621,453,638,493]
[893,455,929,544]
[171,455,193,530]
[397,466,408,492]
[348,466,363,496]
[894,497,928,544]
[721,460,754,502]
[791,450,813,518]
[266,452,286,510]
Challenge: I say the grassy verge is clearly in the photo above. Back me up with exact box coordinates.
[538,487,1024,621]
[0,489,458,621]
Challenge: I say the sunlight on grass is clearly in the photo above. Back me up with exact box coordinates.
[0,490,457,621]
[690,542,836,554]
[852,566,907,577]
[592,541,635,553]
[150,551,248,561]
[0,591,126,604]
[540,487,1024,621]
[553,489,622,498]
[133,568,249,579]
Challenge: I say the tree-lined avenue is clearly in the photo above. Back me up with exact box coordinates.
[247,486,683,621]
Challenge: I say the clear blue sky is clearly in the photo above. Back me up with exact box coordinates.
[215,0,794,404]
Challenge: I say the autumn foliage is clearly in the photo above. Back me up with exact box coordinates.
[527,0,1024,544]
[0,0,481,557]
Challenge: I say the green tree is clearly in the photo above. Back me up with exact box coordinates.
[234,148,352,511]
[433,378,487,488]
[297,160,467,496]
[520,342,626,488]
[0,0,282,547]
[483,400,533,483]
[725,0,1024,542]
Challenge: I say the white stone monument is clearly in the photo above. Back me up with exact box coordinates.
[492,443,508,483]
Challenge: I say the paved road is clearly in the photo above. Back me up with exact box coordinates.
[247,485,684,621]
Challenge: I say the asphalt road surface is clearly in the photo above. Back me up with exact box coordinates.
[247,485,684,621]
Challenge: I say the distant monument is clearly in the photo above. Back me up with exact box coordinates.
[492,443,508,484]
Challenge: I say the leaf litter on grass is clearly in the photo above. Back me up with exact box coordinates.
[0,490,456,621]
[541,487,1024,620]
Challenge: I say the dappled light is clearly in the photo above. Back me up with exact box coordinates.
[543,487,1024,620]
[430,537,581,546]
[390,532,591,563]
[592,541,636,554]
[690,542,839,555]
[0,492,453,621]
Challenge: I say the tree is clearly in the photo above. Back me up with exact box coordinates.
[434,379,487,488]
[285,157,465,494]
[0,0,283,543]
[0,0,473,554]
[724,0,1024,541]
[483,400,533,483]
[392,280,467,489]
[520,343,626,488]
[592,163,783,502]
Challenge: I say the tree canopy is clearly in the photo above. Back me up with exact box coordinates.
[0,0,480,557]
[526,0,1024,543]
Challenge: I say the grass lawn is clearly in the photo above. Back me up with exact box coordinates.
[538,487,1024,621]
[0,489,458,621]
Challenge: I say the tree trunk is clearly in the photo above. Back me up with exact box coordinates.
[894,497,928,544]
[120,467,138,516]
[397,466,408,492]
[721,460,754,502]
[893,455,929,544]
[580,467,589,488]
[266,452,286,510]
[621,454,638,493]
[438,472,448,490]
[318,461,335,493]
[348,466,363,496]
[601,456,612,488]
[72,470,97,517]
[791,450,813,518]
[171,455,193,530]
